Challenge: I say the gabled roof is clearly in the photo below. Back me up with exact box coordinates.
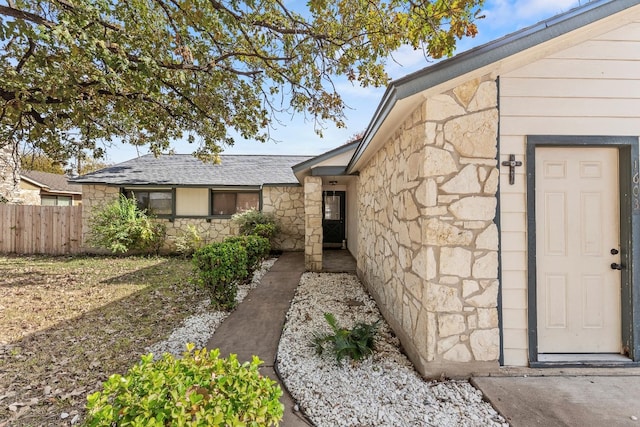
[347,0,640,172]
[292,139,360,182]
[70,154,313,186]
[292,139,360,173]
[21,170,82,195]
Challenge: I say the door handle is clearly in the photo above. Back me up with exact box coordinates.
[611,263,624,270]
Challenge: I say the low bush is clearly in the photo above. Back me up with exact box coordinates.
[232,209,280,240]
[148,221,167,255]
[88,194,166,254]
[224,235,270,273]
[312,312,380,364]
[192,241,248,309]
[84,345,284,427]
[175,224,203,257]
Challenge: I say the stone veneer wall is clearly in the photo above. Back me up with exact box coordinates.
[81,184,305,252]
[19,189,41,205]
[262,186,305,251]
[304,176,323,271]
[0,144,21,203]
[357,76,500,378]
[81,185,121,250]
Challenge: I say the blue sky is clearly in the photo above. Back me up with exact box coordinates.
[106,0,584,164]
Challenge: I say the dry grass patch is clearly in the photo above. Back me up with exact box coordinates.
[0,255,210,426]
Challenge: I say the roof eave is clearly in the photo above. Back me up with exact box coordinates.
[20,175,51,190]
[292,139,361,174]
[41,189,82,196]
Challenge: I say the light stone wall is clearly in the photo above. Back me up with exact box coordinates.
[81,184,121,251]
[262,186,305,251]
[0,144,21,203]
[357,76,500,378]
[304,176,323,271]
[19,188,41,205]
[81,184,305,252]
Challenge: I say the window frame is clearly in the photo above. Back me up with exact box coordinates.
[210,189,261,217]
[41,195,73,206]
[122,188,175,217]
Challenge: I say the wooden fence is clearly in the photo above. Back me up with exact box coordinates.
[0,205,83,255]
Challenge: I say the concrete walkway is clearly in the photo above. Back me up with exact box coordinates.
[473,368,640,427]
[206,251,312,426]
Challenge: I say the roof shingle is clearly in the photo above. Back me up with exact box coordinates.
[70,154,312,186]
[21,170,82,194]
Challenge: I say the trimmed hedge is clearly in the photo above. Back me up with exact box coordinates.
[192,234,271,308]
[224,235,270,273]
[192,240,248,309]
[84,345,283,426]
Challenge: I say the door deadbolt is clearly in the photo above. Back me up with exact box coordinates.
[611,248,619,255]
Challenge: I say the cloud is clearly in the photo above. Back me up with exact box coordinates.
[483,0,583,31]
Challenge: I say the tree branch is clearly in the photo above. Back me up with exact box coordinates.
[0,5,55,28]
[15,37,36,73]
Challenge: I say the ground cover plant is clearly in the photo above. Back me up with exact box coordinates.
[0,255,209,426]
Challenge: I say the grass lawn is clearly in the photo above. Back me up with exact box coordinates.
[0,255,210,426]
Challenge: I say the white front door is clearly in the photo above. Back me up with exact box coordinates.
[536,147,621,353]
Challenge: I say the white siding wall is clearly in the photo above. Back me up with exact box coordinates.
[499,20,640,366]
[176,188,209,216]
[313,149,356,167]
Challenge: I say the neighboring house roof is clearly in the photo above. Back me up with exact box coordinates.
[70,154,313,186]
[347,0,640,173]
[21,170,82,195]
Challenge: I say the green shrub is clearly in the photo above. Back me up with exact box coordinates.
[232,209,280,240]
[175,224,203,257]
[84,345,284,427]
[312,312,380,364]
[192,241,248,309]
[252,223,278,240]
[148,221,167,255]
[224,235,270,273]
[88,194,166,254]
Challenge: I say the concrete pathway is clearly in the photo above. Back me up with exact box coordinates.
[206,251,313,427]
[473,369,640,427]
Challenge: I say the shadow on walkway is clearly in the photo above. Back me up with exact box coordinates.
[206,251,312,427]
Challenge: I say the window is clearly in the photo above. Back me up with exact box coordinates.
[324,195,341,220]
[124,190,173,215]
[41,195,73,206]
[211,191,259,216]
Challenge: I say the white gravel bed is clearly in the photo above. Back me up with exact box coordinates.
[277,272,508,427]
[146,258,277,357]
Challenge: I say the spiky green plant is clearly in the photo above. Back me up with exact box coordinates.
[312,312,379,364]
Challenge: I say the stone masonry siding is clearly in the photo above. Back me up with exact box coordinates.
[81,184,305,252]
[81,184,120,250]
[304,176,323,271]
[0,144,21,203]
[19,189,41,205]
[263,186,305,251]
[357,76,499,378]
